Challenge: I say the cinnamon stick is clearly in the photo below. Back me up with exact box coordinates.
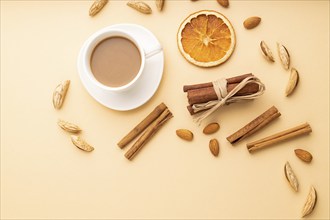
[117,103,167,148]
[183,73,253,92]
[187,82,260,105]
[226,106,281,144]
[247,123,312,153]
[125,108,173,160]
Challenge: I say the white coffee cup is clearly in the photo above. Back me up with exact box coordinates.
[81,27,162,92]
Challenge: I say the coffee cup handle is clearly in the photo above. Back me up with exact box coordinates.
[145,44,163,59]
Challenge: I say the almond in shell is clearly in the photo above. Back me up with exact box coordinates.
[71,135,94,152]
[285,67,299,96]
[277,42,290,70]
[260,41,275,62]
[89,0,108,17]
[294,149,313,163]
[155,0,164,11]
[53,80,70,109]
[176,129,193,141]
[302,186,317,218]
[127,1,152,14]
[58,119,81,133]
[284,161,299,192]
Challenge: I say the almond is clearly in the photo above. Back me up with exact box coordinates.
[209,139,219,156]
[155,0,164,11]
[302,186,317,218]
[127,1,152,14]
[176,129,193,141]
[260,40,275,62]
[203,122,220,134]
[243,16,261,29]
[53,80,70,109]
[294,149,313,163]
[217,0,229,8]
[284,161,299,192]
[71,135,94,152]
[277,42,290,70]
[58,119,81,133]
[285,67,299,96]
[89,0,108,17]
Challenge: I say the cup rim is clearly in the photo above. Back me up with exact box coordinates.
[83,29,145,92]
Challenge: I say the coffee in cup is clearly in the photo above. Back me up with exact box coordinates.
[90,36,142,88]
[81,28,162,93]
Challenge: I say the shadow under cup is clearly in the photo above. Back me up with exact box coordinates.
[83,30,146,92]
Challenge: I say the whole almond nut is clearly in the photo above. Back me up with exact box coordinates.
[243,16,261,29]
[294,149,313,163]
[217,0,229,8]
[209,139,219,156]
[203,122,220,134]
[176,129,193,141]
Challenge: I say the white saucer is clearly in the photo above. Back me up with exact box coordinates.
[77,24,164,111]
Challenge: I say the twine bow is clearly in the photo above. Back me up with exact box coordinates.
[193,76,265,124]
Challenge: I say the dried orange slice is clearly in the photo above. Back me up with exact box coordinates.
[177,10,236,67]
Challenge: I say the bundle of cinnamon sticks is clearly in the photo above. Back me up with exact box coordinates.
[183,73,260,115]
[117,103,173,160]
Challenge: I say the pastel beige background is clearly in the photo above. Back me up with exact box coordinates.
[1,0,329,219]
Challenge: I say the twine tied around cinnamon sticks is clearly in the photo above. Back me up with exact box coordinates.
[189,75,266,124]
